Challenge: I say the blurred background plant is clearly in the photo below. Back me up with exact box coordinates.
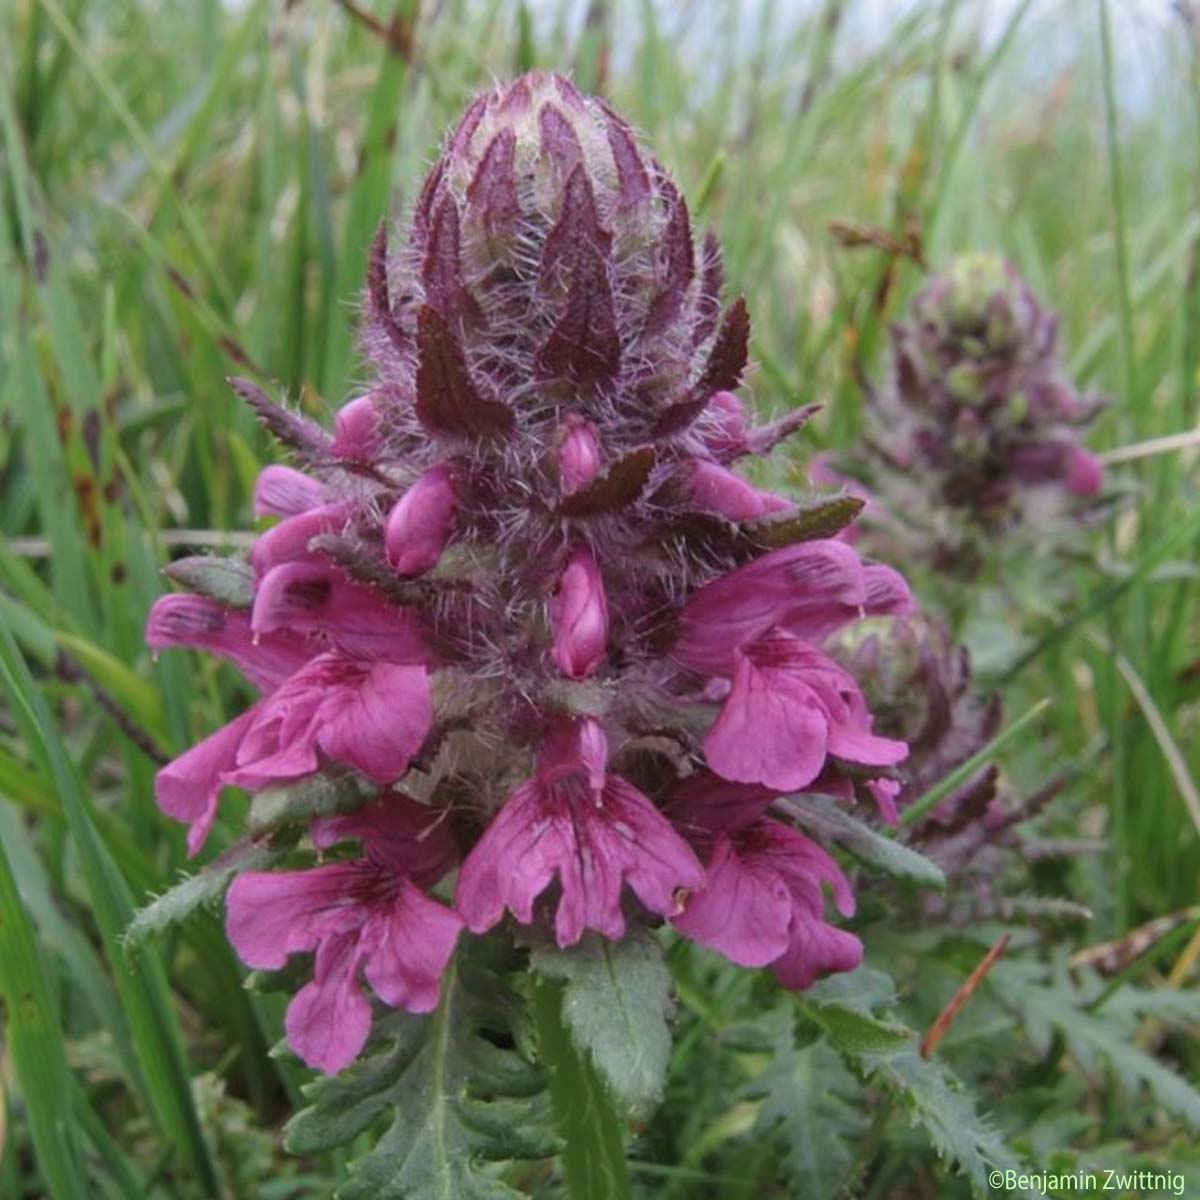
[0,0,1198,1196]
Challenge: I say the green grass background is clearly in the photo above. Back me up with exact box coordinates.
[0,0,1198,1195]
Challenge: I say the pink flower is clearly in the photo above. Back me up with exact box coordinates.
[673,816,862,989]
[225,653,433,792]
[549,548,608,679]
[147,594,313,854]
[251,501,351,576]
[686,459,791,520]
[385,463,458,576]
[703,631,906,791]
[254,465,327,518]
[149,74,917,1072]
[226,795,462,1073]
[252,561,432,663]
[147,594,310,692]
[558,418,602,494]
[673,540,913,677]
[455,718,704,945]
[332,396,379,462]
[1065,446,1103,497]
[156,710,258,856]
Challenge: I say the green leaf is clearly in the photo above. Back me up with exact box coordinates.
[996,961,1200,1127]
[125,839,276,946]
[57,630,172,747]
[794,967,915,1055]
[0,834,90,1198]
[162,554,256,607]
[531,926,672,1120]
[0,625,219,1192]
[746,1017,865,1200]
[286,948,554,1200]
[533,977,633,1200]
[247,773,366,837]
[783,795,946,890]
[856,1047,1023,1195]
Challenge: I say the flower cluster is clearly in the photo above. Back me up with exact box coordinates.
[818,253,1104,570]
[148,73,911,1073]
[834,614,1085,910]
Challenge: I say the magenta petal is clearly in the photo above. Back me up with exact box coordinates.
[385,464,458,577]
[285,932,374,1073]
[147,594,309,692]
[668,771,777,837]
[455,779,556,935]
[863,564,915,618]
[251,502,350,576]
[312,793,457,884]
[772,917,863,990]
[1065,446,1103,497]
[155,709,255,855]
[360,882,462,1013]
[332,396,379,462]
[558,418,602,494]
[867,778,901,826]
[672,834,792,967]
[704,644,829,792]
[315,662,432,783]
[227,654,432,791]
[253,562,431,663]
[254,465,326,517]
[456,722,703,946]
[686,459,791,521]
[674,540,867,675]
[550,548,608,679]
[226,863,363,969]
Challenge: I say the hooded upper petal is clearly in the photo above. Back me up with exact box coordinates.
[251,502,351,576]
[147,594,311,692]
[253,561,431,663]
[254,465,326,518]
[673,540,868,676]
[685,459,791,521]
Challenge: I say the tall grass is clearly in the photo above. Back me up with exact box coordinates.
[0,1,1197,1195]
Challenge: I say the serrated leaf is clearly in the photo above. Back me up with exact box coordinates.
[163,555,256,607]
[745,1016,864,1200]
[285,950,554,1200]
[533,978,632,1200]
[247,773,365,837]
[531,927,672,1120]
[855,1046,1023,1195]
[783,795,946,891]
[995,961,1200,1127]
[125,840,275,946]
[796,993,907,1051]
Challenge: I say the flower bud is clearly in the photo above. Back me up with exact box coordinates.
[550,548,608,679]
[385,464,457,576]
[557,419,602,495]
[686,459,790,520]
[332,396,379,461]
